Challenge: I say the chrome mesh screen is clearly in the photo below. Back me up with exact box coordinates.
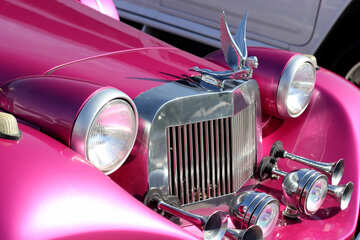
[166,104,256,205]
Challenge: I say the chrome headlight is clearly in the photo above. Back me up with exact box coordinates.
[282,169,328,218]
[71,88,138,175]
[230,191,279,237]
[277,55,316,118]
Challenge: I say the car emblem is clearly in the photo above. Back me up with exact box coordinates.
[191,12,258,88]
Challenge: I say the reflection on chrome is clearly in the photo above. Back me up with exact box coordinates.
[225,225,263,240]
[230,191,279,237]
[270,141,344,185]
[157,200,228,240]
[328,182,354,210]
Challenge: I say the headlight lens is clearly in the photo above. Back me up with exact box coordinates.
[87,99,137,174]
[277,55,316,118]
[256,201,279,236]
[230,191,279,237]
[71,88,138,175]
[305,177,328,213]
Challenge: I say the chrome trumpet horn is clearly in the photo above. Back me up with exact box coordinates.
[258,157,354,218]
[225,225,263,240]
[258,157,328,218]
[270,141,344,185]
[157,200,228,240]
[328,182,354,210]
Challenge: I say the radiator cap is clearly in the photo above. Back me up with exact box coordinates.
[0,112,21,140]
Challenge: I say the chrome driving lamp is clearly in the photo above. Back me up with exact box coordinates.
[258,156,353,219]
[229,191,279,237]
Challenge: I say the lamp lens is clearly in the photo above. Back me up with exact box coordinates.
[87,99,137,174]
[286,62,315,117]
[257,202,279,237]
[306,177,328,213]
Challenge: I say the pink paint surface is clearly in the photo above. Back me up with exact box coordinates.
[0,1,358,239]
[259,68,360,239]
[0,0,169,86]
[0,123,198,240]
[206,49,360,239]
[0,76,104,145]
[46,47,225,99]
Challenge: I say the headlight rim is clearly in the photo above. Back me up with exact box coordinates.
[249,196,279,237]
[277,54,317,118]
[71,87,138,175]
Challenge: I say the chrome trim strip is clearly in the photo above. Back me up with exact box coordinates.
[171,127,178,196]
[205,121,211,198]
[199,122,206,199]
[220,118,226,195]
[215,119,221,196]
[183,125,190,203]
[210,120,216,197]
[177,126,184,204]
[225,119,232,193]
[71,87,138,175]
[134,79,262,203]
[188,124,195,203]
[166,128,173,194]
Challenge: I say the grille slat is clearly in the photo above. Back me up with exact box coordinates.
[193,123,200,201]
[225,118,232,193]
[214,119,221,196]
[199,123,206,200]
[167,128,173,195]
[204,122,211,199]
[167,104,256,205]
[183,126,190,204]
[176,127,185,204]
[187,124,195,203]
[171,128,178,197]
[209,121,216,197]
[219,119,226,195]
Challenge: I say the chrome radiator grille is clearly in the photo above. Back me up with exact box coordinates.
[166,104,256,205]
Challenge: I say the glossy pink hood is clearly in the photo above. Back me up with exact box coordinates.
[0,0,169,86]
[45,47,225,99]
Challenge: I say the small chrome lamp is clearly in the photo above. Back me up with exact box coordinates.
[258,157,328,218]
[258,156,353,219]
[229,191,279,237]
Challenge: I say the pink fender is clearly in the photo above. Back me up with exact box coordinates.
[0,76,105,145]
[259,68,360,239]
[77,0,120,20]
[206,48,360,239]
[0,122,197,240]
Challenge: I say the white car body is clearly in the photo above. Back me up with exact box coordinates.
[114,0,351,55]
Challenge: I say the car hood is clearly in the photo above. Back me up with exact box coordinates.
[45,47,226,99]
[0,0,170,85]
[0,0,225,98]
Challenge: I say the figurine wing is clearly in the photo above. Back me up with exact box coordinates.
[220,12,247,71]
[234,11,248,60]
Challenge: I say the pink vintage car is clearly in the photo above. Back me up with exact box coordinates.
[0,0,359,239]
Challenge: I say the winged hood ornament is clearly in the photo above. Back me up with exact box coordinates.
[191,12,258,88]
